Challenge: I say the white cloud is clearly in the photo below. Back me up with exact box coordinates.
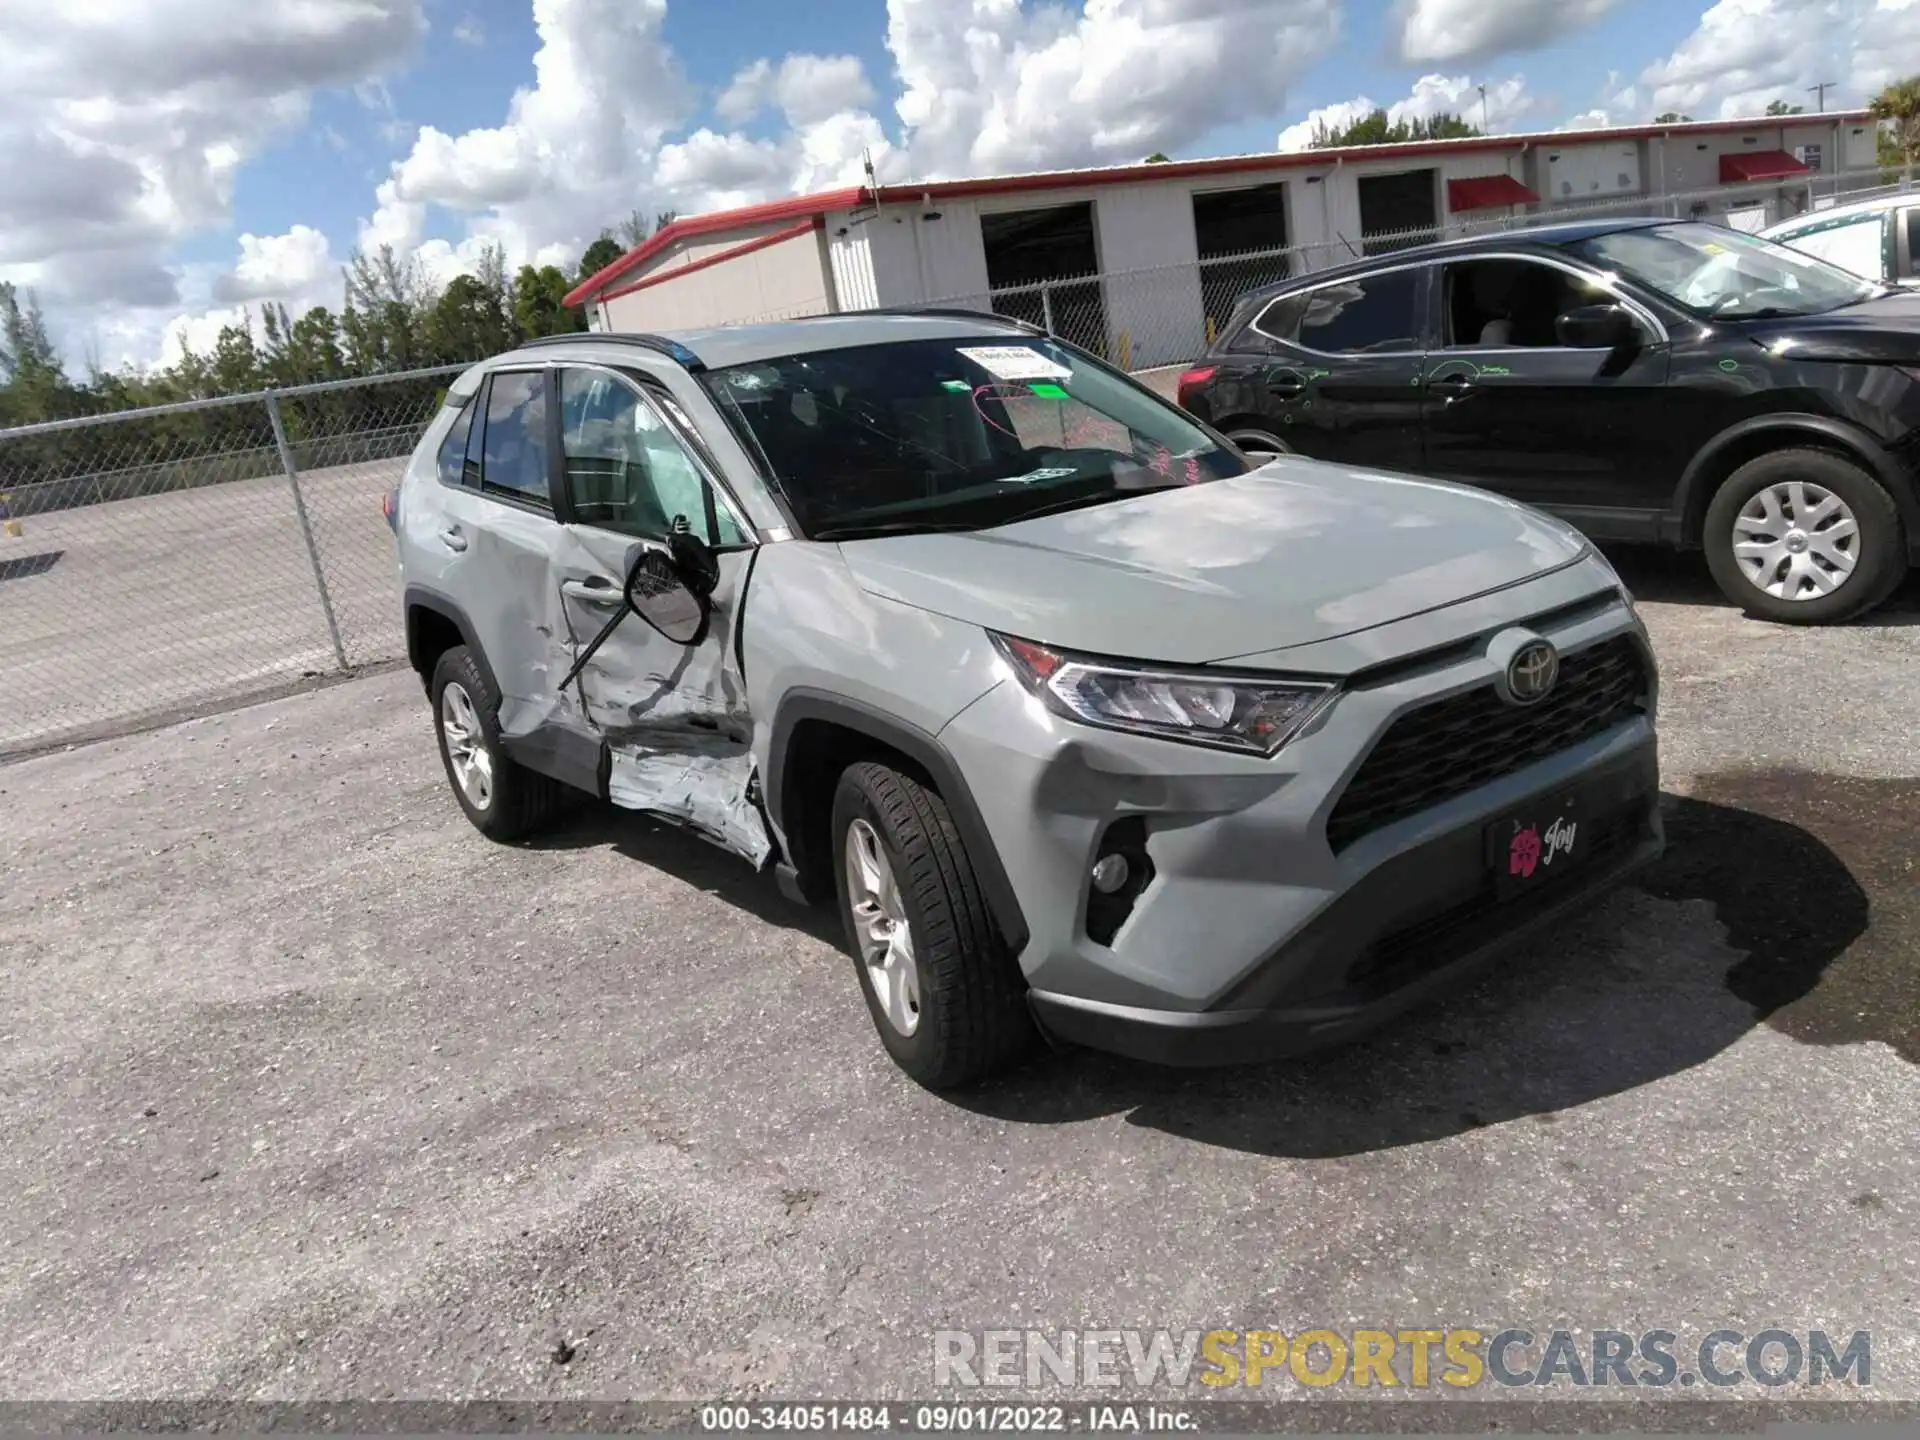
[716,58,775,123]
[1276,73,1536,151]
[211,225,335,305]
[360,0,693,273]
[1633,0,1920,121]
[1561,108,1614,130]
[887,0,1342,177]
[452,14,486,46]
[0,0,424,366]
[770,54,876,126]
[1394,0,1624,65]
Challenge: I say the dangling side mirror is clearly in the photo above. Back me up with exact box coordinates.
[624,545,711,646]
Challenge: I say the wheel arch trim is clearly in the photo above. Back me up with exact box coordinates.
[765,689,1031,955]
[1674,414,1920,549]
[403,585,500,697]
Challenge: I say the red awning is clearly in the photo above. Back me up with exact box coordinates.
[1720,149,1811,182]
[1446,174,1540,212]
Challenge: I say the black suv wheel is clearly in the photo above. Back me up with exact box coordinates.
[1703,448,1907,624]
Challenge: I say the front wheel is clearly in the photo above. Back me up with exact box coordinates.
[1702,448,1907,624]
[830,761,1037,1089]
[430,646,566,841]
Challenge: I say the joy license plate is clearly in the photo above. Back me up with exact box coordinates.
[1485,793,1585,897]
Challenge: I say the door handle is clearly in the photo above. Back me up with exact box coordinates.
[438,526,468,552]
[1266,372,1307,397]
[1428,371,1474,392]
[562,576,623,607]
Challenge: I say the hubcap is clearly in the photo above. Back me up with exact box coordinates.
[439,681,493,810]
[1732,480,1859,601]
[843,818,920,1037]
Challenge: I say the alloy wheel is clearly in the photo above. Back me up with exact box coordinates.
[843,817,921,1037]
[439,681,494,810]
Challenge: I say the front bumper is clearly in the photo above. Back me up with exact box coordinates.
[934,566,1661,1066]
[1026,743,1661,1066]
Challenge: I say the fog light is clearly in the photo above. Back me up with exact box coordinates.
[1090,854,1131,894]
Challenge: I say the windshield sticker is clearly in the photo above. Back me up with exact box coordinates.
[940,379,972,392]
[1003,467,1079,485]
[1027,381,1070,400]
[956,345,1074,381]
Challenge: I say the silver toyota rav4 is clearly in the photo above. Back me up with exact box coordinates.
[390,311,1662,1088]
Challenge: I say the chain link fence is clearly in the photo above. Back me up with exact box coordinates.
[0,366,465,756]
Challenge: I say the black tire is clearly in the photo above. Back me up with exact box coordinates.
[1702,448,1907,625]
[429,645,566,842]
[830,761,1038,1089]
[1228,427,1292,460]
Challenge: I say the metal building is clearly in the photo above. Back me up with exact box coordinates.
[566,110,1882,370]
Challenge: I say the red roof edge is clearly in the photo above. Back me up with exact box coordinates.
[597,218,820,304]
[564,109,1872,307]
[564,187,865,307]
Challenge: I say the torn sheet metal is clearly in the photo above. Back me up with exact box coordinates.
[607,733,772,869]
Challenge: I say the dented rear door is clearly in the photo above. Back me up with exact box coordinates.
[548,365,771,867]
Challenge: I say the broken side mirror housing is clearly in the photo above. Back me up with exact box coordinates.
[1555,303,1638,351]
[625,546,710,646]
[667,526,721,598]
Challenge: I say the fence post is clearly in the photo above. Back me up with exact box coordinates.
[264,391,349,674]
[1040,282,1056,336]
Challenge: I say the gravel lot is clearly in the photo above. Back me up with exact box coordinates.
[2,550,1917,1418]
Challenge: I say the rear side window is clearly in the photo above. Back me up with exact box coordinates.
[476,371,552,507]
[436,397,476,489]
[1285,269,1423,353]
[1782,214,1886,281]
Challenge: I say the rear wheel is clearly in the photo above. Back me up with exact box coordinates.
[1702,448,1906,625]
[830,761,1037,1089]
[430,646,566,841]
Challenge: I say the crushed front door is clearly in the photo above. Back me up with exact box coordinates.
[546,365,771,867]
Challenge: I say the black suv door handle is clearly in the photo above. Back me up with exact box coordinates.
[1266,371,1307,397]
[1428,371,1474,392]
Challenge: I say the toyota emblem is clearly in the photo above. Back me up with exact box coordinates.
[1505,640,1560,706]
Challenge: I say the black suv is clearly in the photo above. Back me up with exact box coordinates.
[1178,217,1920,623]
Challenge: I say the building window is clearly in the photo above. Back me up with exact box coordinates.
[1191,182,1290,340]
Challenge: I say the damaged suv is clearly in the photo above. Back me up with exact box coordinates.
[392,312,1662,1088]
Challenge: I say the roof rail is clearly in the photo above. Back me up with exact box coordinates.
[859,306,1044,334]
[514,331,706,370]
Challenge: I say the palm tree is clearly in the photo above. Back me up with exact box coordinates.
[1870,76,1920,180]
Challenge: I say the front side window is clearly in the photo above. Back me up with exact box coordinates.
[700,336,1249,540]
[477,371,551,506]
[1569,222,1880,318]
[1279,269,1423,354]
[558,369,745,545]
[1439,258,1629,349]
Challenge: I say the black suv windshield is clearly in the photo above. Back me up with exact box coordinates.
[1567,222,1880,319]
[699,335,1249,539]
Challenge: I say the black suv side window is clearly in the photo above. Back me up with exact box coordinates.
[436,396,477,489]
[1439,258,1637,349]
[558,369,745,545]
[1283,269,1422,353]
[475,371,553,507]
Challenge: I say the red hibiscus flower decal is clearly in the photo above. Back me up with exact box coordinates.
[1509,825,1541,878]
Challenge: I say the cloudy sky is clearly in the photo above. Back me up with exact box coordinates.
[3,0,1912,373]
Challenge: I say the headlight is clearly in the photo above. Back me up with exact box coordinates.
[990,634,1337,756]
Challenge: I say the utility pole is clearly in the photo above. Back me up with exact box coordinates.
[1808,81,1836,112]
[1478,83,1489,132]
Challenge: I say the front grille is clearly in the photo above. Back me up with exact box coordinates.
[1325,636,1649,853]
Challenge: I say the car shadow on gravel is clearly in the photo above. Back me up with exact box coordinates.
[1600,543,1920,622]
[956,768,1917,1158]
[524,802,844,946]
